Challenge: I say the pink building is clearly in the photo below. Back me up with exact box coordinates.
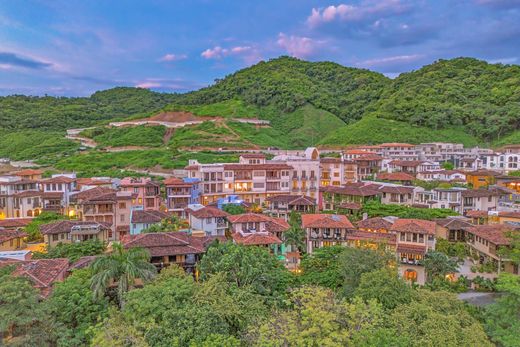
[120,177,162,211]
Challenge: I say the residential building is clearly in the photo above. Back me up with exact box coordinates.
[464,224,520,275]
[434,217,472,242]
[12,169,43,181]
[319,157,358,187]
[352,154,383,180]
[320,183,381,211]
[120,177,162,211]
[462,188,505,214]
[227,213,288,258]
[186,153,294,205]
[302,214,355,253]
[379,185,415,206]
[391,219,436,284]
[186,204,229,236]
[76,177,114,191]
[465,170,501,189]
[430,187,465,213]
[164,177,200,217]
[352,217,397,251]
[416,170,466,182]
[0,176,43,219]
[40,220,111,248]
[0,258,69,297]
[387,160,440,176]
[376,172,415,185]
[272,148,320,199]
[40,174,78,216]
[121,232,208,274]
[378,143,419,161]
[0,228,27,251]
[130,208,170,235]
[265,194,316,219]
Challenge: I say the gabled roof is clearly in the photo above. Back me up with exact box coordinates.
[266,194,316,206]
[0,218,32,229]
[463,224,520,245]
[377,172,416,182]
[466,170,501,177]
[378,185,415,194]
[348,231,397,244]
[13,169,43,176]
[227,213,272,224]
[322,183,381,197]
[121,232,205,256]
[131,210,170,224]
[389,160,424,167]
[40,220,111,235]
[265,218,290,233]
[232,232,282,246]
[0,229,27,243]
[41,176,75,184]
[356,217,394,230]
[461,188,505,198]
[434,217,473,230]
[223,163,293,170]
[498,211,520,219]
[301,214,354,229]
[466,210,489,218]
[71,187,116,202]
[164,177,194,187]
[390,219,436,235]
[188,206,230,219]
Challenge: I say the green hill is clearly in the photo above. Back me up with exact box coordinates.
[1,56,520,165]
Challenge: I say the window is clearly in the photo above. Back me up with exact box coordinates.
[61,233,65,240]
[52,234,59,241]
[253,171,265,177]
[133,188,139,193]
[119,202,126,209]
[225,171,233,178]
[406,233,412,242]
[253,182,264,188]
[281,182,289,188]
[206,218,212,224]
[138,198,143,204]
[58,183,62,190]
[120,214,125,222]
[27,198,31,204]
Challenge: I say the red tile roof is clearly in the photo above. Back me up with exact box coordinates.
[348,231,396,244]
[71,187,116,201]
[0,218,32,229]
[0,229,27,243]
[389,160,424,167]
[223,163,293,170]
[434,217,472,230]
[227,213,272,224]
[466,210,489,218]
[40,220,111,235]
[42,176,75,184]
[322,183,381,197]
[265,218,290,233]
[391,219,436,235]
[301,214,354,229]
[397,244,427,255]
[377,172,416,182]
[131,210,170,224]
[378,185,415,194]
[498,211,520,219]
[188,206,230,219]
[164,177,194,187]
[464,224,520,245]
[239,153,266,158]
[122,232,205,256]
[0,258,69,297]
[13,169,43,176]
[266,194,316,206]
[232,232,282,246]
[356,217,394,231]
[467,170,501,177]
[461,188,505,198]
[339,202,362,210]
[380,143,415,147]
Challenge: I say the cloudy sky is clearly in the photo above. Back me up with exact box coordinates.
[0,0,519,96]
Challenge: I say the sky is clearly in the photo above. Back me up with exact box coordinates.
[0,0,519,96]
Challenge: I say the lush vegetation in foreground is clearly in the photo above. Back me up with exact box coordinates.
[3,242,519,346]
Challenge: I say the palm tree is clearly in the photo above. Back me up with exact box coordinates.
[284,211,306,253]
[90,243,157,305]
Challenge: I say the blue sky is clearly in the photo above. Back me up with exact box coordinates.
[0,0,519,96]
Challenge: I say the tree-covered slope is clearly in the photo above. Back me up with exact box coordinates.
[372,58,520,141]
[175,56,390,123]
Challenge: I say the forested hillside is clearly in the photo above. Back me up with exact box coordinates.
[1,56,519,162]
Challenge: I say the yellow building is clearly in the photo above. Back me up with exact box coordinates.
[465,170,500,189]
[0,229,27,251]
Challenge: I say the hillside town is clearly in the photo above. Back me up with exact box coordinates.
[2,142,520,297]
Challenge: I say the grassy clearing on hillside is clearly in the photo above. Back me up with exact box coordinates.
[169,121,250,149]
[226,121,289,148]
[0,130,79,161]
[270,104,345,147]
[80,125,166,147]
[319,115,480,147]
[164,99,273,119]
[40,149,240,177]
[493,130,520,147]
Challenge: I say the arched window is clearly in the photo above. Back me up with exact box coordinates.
[27,210,33,217]
[404,269,417,282]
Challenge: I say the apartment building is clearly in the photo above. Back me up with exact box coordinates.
[120,177,162,211]
[302,214,355,253]
[186,204,229,236]
[40,174,78,216]
[379,185,415,206]
[40,220,111,248]
[164,177,200,217]
[186,153,294,205]
[320,183,381,211]
[265,194,316,219]
[378,143,419,161]
[464,224,520,275]
[272,148,321,198]
[416,170,466,182]
[461,188,505,214]
[387,160,440,176]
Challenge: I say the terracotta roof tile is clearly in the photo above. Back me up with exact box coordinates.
[40,220,111,235]
[265,218,290,233]
[466,210,489,218]
[232,232,282,245]
[227,213,272,224]
[131,210,170,224]
[434,217,472,230]
[377,172,416,181]
[223,163,293,170]
[266,194,316,206]
[188,206,230,219]
[0,219,32,229]
[121,232,205,256]
[391,219,436,235]
[0,229,27,243]
[349,231,396,244]
[301,214,354,229]
[464,224,520,245]
[397,244,427,255]
[356,217,394,230]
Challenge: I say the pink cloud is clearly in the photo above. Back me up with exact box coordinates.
[159,53,187,62]
[135,81,162,89]
[355,54,424,67]
[277,33,321,58]
[307,1,410,27]
[201,45,254,60]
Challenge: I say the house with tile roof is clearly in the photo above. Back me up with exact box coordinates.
[164,177,200,217]
[130,208,170,235]
[391,219,437,284]
[121,232,208,274]
[265,194,316,219]
[186,204,229,237]
[464,224,520,275]
[120,177,162,211]
[461,187,507,214]
[302,214,355,253]
[320,183,381,211]
[378,185,416,206]
[0,258,69,297]
[40,220,112,248]
[0,228,27,251]
[434,217,473,242]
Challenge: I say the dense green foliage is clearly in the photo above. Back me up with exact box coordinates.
[33,239,106,262]
[80,125,167,148]
[0,130,79,161]
[362,200,458,220]
[222,204,247,215]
